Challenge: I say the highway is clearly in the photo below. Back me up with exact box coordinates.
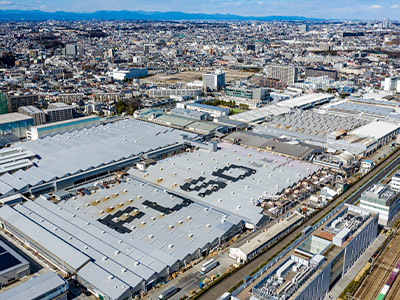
[197,149,400,300]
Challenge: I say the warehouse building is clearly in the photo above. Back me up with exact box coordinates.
[0,119,197,198]
[228,104,290,124]
[229,212,303,262]
[129,142,321,227]
[276,94,334,109]
[0,272,68,300]
[252,205,378,300]
[0,240,30,287]
[257,110,368,147]
[349,120,400,148]
[0,178,242,299]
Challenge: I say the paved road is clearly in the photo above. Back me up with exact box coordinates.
[198,149,400,300]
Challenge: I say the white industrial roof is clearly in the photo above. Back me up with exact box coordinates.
[0,177,241,299]
[0,119,196,194]
[276,93,334,109]
[129,142,321,225]
[0,272,67,300]
[349,121,400,140]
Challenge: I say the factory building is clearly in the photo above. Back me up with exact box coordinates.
[252,205,378,300]
[0,272,68,300]
[276,94,334,109]
[229,212,303,262]
[129,142,321,227]
[0,119,197,198]
[0,178,242,299]
[107,68,148,80]
[0,240,30,287]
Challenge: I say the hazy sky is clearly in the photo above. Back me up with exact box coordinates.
[0,0,399,20]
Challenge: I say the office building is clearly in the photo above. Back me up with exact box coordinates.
[359,184,400,226]
[0,240,30,287]
[390,171,400,193]
[265,65,298,85]
[202,69,225,91]
[7,94,38,113]
[18,106,46,126]
[299,24,309,32]
[0,92,8,115]
[305,67,338,80]
[253,205,378,300]
[44,103,74,123]
[0,272,68,300]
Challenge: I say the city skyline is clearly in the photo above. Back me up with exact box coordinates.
[0,1,400,20]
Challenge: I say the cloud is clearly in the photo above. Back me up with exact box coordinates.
[369,4,382,9]
[390,4,400,9]
[0,1,13,5]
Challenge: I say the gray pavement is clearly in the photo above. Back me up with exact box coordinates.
[324,233,387,300]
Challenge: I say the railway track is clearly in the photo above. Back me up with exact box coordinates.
[355,231,400,300]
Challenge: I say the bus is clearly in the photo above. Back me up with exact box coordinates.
[158,286,178,300]
[200,259,218,275]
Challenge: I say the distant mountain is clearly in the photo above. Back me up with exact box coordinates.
[0,10,320,21]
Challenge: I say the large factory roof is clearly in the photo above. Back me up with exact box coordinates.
[276,93,334,109]
[261,111,368,140]
[129,143,320,225]
[228,104,290,123]
[0,178,241,299]
[0,119,196,196]
[350,121,400,140]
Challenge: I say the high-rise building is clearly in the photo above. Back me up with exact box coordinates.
[0,92,8,115]
[7,94,38,113]
[299,24,309,32]
[265,65,298,85]
[382,18,390,29]
[202,69,225,91]
[383,77,397,91]
[18,106,46,126]
[44,103,74,123]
